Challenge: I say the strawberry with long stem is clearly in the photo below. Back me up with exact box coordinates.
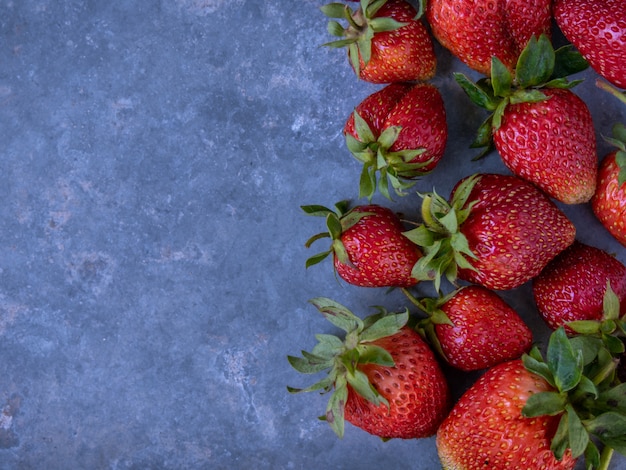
[403,285,533,371]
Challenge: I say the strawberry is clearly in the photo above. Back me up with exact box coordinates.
[426,0,551,76]
[592,80,626,247]
[404,285,533,371]
[404,173,576,291]
[437,327,626,468]
[344,82,448,199]
[455,35,597,204]
[532,241,626,333]
[554,0,626,89]
[302,201,421,288]
[287,298,450,439]
[321,0,436,83]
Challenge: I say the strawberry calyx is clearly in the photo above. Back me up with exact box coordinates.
[402,174,480,292]
[346,109,432,200]
[522,327,626,467]
[566,281,626,354]
[321,0,410,77]
[401,287,454,361]
[302,201,374,268]
[454,34,589,158]
[287,297,409,438]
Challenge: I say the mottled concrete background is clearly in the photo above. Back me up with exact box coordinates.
[0,1,625,469]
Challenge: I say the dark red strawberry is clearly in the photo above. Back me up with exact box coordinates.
[405,285,533,371]
[533,241,626,332]
[344,82,448,199]
[455,35,597,204]
[427,0,551,76]
[404,173,576,291]
[288,298,450,439]
[554,0,626,89]
[302,201,421,288]
[592,80,626,247]
[321,0,436,83]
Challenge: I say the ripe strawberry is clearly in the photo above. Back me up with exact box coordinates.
[554,0,626,89]
[592,80,626,247]
[532,241,626,332]
[321,0,436,83]
[455,35,597,204]
[404,173,576,291]
[288,298,450,439]
[437,359,577,469]
[302,201,421,288]
[426,0,551,76]
[437,327,626,468]
[405,285,533,371]
[344,82,448,199]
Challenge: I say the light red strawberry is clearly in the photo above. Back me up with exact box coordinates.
[554,0,626,89]
[321,0,436,83]
[302,202,421,288]
[405,285,533,371]
[437,327,626,468]
[427,0,551,76]
[532,241,626,332]
[437,359,577,469]
[288,298,450,439]
[344,82,448,199]
[592,80,626,247]
[455,35,597,204]
[404,173,576,291]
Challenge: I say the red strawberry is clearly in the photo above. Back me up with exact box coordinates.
[344,82,448,199]
[404,173,576,291]
[437,327,626,468]
[405,285,533,371]
[532,241,626,332]
[426,0,551,76]
[437,359,577,469]
[455,35,597,204]
[321,0,436,83]
[302,201,422,288]
[554,0,626,89]
[592,80,626,247]
[288,298,450,439]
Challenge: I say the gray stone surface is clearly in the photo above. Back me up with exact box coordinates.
[0,1,624,469]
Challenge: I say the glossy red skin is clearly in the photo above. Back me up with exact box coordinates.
[344,83,448,172]
[494,88,598,204]
[454,174,576,290]
[532,241,626,331]
[554,0,626,89]
[592,151,626,247]
[427,0,551,75]
[437,359,577,469]
[353,0,436,83]
[334,205,422,287]
[345,326,450,439]
[435,286,533,371]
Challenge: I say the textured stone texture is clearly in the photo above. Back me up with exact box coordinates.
[0,1,624,469]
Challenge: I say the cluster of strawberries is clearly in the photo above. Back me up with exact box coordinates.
[288,0,626,468]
